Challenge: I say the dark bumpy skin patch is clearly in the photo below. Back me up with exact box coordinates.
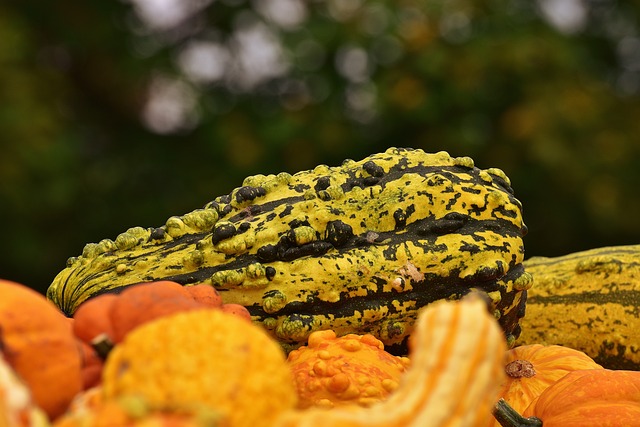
[48,147,530,354]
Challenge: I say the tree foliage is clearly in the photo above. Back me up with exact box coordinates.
[2,0,639,294]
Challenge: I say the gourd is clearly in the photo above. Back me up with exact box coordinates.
[493,369,640,427]
[519,245,640,369]
[275,295,507,427]
[101,309,298,427]
[287,330,410,408]
[52,391,219,427]
[0,279,82,420]
[75,336,104,390]
[47,148,530,354]
[0,351,50,427]
[72,281,250,358]
[488,344,602,427]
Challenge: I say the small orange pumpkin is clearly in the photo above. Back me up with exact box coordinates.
[183,284,223,308]
[71,281,251,356]
[0,279,83,420]
[108,281,204,343]
[75,339,104,390]
[488,344,602,426]
[494,369,640,427]
[72,294,118,353]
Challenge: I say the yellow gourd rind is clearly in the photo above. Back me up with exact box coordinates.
[519,245,640,369]
[48,147,528,353]
[275,296,508,427]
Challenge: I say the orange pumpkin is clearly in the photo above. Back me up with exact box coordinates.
[488,344,602,426]
[287,330,410,408]
[75,339,104,390]
[183,284,223,308]
[71,281,251,355]
[108,281,204,343]
[494,369,640,427]
[0,279,83,420]
[72,293,118,356]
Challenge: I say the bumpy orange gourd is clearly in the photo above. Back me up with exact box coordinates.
[494,369,640,427]
[487,344,603,427]
[0,280,82,420]
[275,295,507,427]
[0,352,50,427]
[102,309,297,427]
[287,330,410,408]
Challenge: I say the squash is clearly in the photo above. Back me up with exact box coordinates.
[75,339,104,390]
[72,281,250,358]
[487,344,602,427]
[48,147,530,354]
[52,391,219,427]
[287,330,410,408]
[0,351,50,427]
[101,309,298,427]
[0,279,82,420]
[519,245,640,369]
[493,369,640,427]
[275,295,507,427]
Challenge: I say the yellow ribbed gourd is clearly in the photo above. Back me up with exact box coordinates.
[519,244,640,369]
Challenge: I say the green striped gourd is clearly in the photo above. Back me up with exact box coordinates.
[519,245,640,369]
[47,147,531,353]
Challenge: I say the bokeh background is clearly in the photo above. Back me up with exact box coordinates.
[2,0,639,295]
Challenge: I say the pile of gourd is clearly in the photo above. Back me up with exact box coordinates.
[1,148,639,427]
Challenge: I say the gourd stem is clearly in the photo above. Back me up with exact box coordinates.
[493,399,543,427]
[91,333,115,359]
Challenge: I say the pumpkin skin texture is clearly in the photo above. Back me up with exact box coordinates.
[287,330,410,408]
[106,281,205,343]
[102,309,297,427]
[519,245,640,369]
[0,280,82,420]
[275,296,507,427]
[72,294,118,350]
[522,369,640,426]
[72,281,250,355]
[48,148,530,354]
[75,339,104,390]
[487,344,603,427]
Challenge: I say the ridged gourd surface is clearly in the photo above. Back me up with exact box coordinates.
[520,244,640,370]
[47,147,530,353]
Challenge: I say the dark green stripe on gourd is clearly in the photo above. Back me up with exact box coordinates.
[47,147,531,353]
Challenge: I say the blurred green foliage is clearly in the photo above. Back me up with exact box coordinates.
[2,0,639,294]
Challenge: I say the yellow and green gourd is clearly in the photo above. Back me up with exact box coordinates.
[519,244,640,370]
[47,147,531,353]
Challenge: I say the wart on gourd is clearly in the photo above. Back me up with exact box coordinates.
[47,147,531,354]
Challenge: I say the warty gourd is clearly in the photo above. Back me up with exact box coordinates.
[47,147,530,353]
